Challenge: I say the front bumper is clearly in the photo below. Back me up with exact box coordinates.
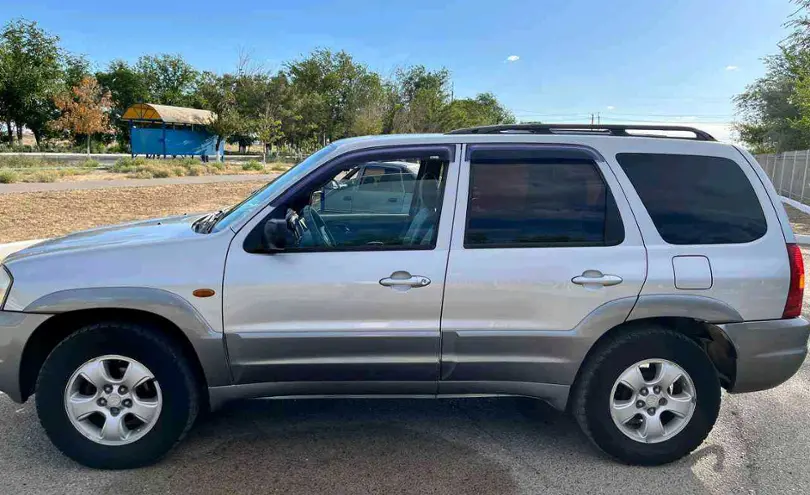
[0,311,52,403]
[720,317,810,393]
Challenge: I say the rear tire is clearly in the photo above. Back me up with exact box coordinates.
[36,321,199,469]
[572,326,720,465]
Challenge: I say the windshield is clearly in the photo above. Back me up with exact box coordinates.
[211,144,338,233]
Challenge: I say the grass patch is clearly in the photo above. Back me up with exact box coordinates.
[242,160,265,171]
[0,170,18,183]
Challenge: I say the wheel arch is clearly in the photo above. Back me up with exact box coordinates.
[19,287,232,405]
[570,315,737,411]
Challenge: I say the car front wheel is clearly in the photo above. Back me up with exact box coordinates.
[35,321,199,469]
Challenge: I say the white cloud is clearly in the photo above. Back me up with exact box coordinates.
[606,106,615,110]
[725,65,739,71]
[506,55,520,62]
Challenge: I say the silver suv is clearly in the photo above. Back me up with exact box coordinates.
[0,124,806,469]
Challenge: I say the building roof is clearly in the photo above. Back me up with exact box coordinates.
[121,103,215,125]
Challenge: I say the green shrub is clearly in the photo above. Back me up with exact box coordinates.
[148,166,171,179]
[111,157,147,173]
[211,162,225,171]
[171,166,186,177]
[187,165,204,176]
[0,170,18,183]
[242,160,264,171]
[30,170,59,183]
[77,159,100,168]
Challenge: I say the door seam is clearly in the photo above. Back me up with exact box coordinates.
[437,144,464,390]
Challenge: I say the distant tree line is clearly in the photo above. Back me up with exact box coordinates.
[0,18,515,155]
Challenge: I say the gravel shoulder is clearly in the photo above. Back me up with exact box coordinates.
[0,180,267,243]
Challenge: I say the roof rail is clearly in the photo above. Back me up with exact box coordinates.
[446,123,716,141]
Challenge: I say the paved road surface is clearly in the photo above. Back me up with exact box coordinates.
[0,174,277,194]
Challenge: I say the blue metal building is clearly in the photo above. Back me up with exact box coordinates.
[121,103,223,159]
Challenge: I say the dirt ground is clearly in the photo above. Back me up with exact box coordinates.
[0,180,266,243]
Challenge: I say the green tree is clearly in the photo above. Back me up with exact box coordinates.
[285,49,386,143]
[97,60,150,146]
[440,92,516,131]
[135,54,199,106]
[197,72,241,160]
[0,18,63,146]
[734,1,810,151]
[389,66,451,133]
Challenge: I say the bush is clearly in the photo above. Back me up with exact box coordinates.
[0,170,18,183]
[242,160,264,171]
[187,165,204,176]
[148,166,171,179]
[78,159,100,168]
[30,170,59,183]
[211,162,225,171]
[111,157,148,173]
[171,166,186,177]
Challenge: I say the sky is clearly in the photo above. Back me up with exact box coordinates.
[0,0,800,142]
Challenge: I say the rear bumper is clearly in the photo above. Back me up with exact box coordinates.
[720,317,810,393]
[0,311,52,403]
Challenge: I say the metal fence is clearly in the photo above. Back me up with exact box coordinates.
[756,150,810,205]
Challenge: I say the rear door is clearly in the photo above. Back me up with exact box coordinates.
[439,144,647,393]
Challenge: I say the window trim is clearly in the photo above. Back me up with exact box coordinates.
[244,144,455,254]
[462,145,625,250]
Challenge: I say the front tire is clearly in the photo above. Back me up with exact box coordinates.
[36,321,199,469]
[572,326,721,465]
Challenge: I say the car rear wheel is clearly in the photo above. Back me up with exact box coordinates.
[36,321,199,469]
[572,326,721,465]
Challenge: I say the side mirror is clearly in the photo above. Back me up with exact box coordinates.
[262,218,288,252]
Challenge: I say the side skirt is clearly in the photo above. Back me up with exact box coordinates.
[207,381,570,412]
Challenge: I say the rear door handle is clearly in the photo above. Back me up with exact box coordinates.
[388,197,398,203]
[379,271,431,290]
[572,271,623,287]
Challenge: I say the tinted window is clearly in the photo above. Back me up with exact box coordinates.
[616,153,767,244]
[465,154,624,248]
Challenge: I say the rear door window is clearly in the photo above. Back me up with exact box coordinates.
[616,153,767,245]
[464,149,624,248]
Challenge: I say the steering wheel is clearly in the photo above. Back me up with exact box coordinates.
[301,205,336,248]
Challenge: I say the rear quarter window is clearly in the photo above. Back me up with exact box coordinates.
[616,153,767,245]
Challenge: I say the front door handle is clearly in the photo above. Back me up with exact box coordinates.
[379,271,431,291]
[572,270,623,287]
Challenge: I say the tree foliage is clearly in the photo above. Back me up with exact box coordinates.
[0,18,514,153]
[51,76,113,155]
[0,19,63,145]
[735,1,810,152]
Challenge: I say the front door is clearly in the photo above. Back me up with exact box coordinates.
[222,144,459,395]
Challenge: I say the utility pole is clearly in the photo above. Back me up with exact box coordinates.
[590,113,594,126]
[597,112,601,126]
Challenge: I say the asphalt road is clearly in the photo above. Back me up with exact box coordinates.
[0,358,807,495]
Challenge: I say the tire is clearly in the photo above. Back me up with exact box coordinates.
[572,326,720,466]
[35,321,199,469]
